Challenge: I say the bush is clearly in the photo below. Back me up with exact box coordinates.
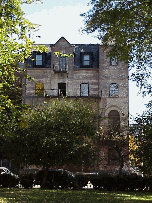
[90,172,115,190]
[20,174,34,189]
[75,174,89,189]
[36,169,77,189]
[0,174,19,188]
[87,171,146,191]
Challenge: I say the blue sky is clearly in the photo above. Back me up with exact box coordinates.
[21,0,151,120]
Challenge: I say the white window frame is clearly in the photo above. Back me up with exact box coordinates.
[109,83,119,97]
[80,83,89,97]
[110,56,118,66]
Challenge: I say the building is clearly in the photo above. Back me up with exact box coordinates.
[22,37,129,173]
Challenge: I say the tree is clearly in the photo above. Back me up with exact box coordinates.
[0,0,46,138]
[4,99,98,188]
[81,0,152,95]
[99,120,129,177]
[130,101,152,175]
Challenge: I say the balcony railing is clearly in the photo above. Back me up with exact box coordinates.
[53,65,68,73]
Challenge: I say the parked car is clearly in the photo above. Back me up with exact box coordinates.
[0,167,18,178]
[0,167,19,187]
[35,169,77,189]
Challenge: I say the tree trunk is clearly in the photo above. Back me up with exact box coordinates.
[41,166,49,189]
[119,155,124,178]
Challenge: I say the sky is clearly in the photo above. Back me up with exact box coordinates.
[21,0,151,121]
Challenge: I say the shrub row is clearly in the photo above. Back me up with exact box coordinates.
[0,174,34,189]
[20,174,34,189]
[0,174,19,188]
[75,173,152,191]
[1,172,152,191]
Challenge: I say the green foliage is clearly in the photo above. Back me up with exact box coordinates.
[0,174,19,188]
[82,0,152,95]
[20,174,34,189]
[0,0,47,138]
[130,101,152,175]
[4,99,98,170]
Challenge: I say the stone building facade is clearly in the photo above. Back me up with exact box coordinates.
[22,37,129,173]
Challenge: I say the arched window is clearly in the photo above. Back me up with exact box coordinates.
[109,83,118,97]
[108,110,120,133]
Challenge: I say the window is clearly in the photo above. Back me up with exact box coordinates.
[83,55,90,66]
[110,56,118,66]
[80,83,89,96]
[109,83,118,97]
[36,55,42,66]
[59,57,66,71]
[58,83,66,96]
[108,110,120,133]
[35,83,44,96]
[108,147,119,165]
[81,52,93,67]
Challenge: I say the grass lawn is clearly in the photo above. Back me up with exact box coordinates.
[0,188,152,203]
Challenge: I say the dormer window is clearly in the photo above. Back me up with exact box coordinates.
[80,52,93,67]
[83,55,90,66]
[59,57,66,71]
[36,55,42,66]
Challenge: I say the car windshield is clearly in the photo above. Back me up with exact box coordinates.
[67,171,75,177]
[3,168,11,174]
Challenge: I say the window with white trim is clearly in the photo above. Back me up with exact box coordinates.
[109,83,119,97]
[110,56,118,66]
[80,83,89,96]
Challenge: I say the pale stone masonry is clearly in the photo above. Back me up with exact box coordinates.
[22,37,129,173]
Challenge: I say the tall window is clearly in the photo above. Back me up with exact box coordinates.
[110,56,118,66]
[108,110,120,133]
[80,83,89,96]
[109,83,119,97]
[108,147,119,165]
[36,55,42,66]
[58,83,66,96]
[81,52,93,67]
[59,57,66,71]
[35,83,44,96]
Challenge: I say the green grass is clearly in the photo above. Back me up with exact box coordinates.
[0,189,152,203]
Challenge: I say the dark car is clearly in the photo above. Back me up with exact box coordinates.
[35,169,77,189]
[0,167,19,187]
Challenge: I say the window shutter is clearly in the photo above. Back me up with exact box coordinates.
[32,51,36,67]
[46,52,51,67]
[90,52,93,66]
[80,52,83,67]
[42,52,47,66]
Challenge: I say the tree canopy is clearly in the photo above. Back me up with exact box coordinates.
[130,101,152,175]
[0,0,46,138]
[4,99,98,171]
[81,0,152,95]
